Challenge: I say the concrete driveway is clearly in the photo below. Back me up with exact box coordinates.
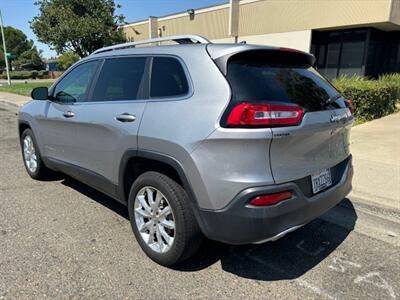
[349,112,400,210]
[0,101,399,299]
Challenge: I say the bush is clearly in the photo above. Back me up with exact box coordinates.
[332,75,398,122]
[0,70,51,80]
[379,73,400,103]
[1,71,36,79]
[37,70,50,79]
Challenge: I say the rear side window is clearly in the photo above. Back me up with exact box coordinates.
[92,57,146,101]
[150,57,189,98]
[226,52,342,111]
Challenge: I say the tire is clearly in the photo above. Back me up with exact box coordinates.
[20,128,55,180]
[128,171,202,267]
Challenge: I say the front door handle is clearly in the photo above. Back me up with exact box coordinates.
[63,111,75,118]
[116,113,136,123]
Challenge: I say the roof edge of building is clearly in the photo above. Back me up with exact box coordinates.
[121,0,262,28]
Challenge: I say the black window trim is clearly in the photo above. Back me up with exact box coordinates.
[49,58,101,105]
[49,54,194,105]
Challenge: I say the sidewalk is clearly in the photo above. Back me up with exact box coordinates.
[349,112,400,210]
[0,91,30,107]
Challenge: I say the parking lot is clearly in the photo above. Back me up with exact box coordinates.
[0,101,399,299]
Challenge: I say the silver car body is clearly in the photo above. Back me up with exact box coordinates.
[18,41,353,244]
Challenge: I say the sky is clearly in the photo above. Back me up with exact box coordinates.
[0,0,226,58]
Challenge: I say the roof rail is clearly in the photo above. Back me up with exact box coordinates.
[91,34,211,55]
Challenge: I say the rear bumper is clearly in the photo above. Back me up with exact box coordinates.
[198,156,353,244]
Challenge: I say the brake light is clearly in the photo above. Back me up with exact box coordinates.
[279,47,304,54]
[249,191,293,206]
[226,103,304,127]
[344,99,354,114]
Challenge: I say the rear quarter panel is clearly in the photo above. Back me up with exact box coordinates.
[190,127,274,210]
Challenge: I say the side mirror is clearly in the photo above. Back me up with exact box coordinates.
[31,87,49,100]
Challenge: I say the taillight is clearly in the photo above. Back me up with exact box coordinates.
[249,191,293,207]
[226,103,304,127]
[344,99,354,114]
[279,47,304,54]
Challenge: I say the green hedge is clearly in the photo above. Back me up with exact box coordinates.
[332,75,399,122]
[0,70,50,80]
[379,74,400,103]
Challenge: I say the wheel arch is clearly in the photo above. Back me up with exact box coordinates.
[18,121,32,138]
[118,150,207,231]
[118,150,194,202]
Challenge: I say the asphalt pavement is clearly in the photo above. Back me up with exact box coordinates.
[0,102,399,299]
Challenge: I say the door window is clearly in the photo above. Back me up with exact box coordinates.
[150,57,189,98]
[53,61,98,103]
[92,57,146,101]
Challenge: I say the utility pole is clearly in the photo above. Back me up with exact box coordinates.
[0,9,11,85]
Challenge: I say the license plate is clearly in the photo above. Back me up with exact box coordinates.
[311,169,332,194]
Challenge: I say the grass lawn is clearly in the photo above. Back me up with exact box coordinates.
[0,81,54,97]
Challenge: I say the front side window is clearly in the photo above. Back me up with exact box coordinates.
[92,57,146,101]
[150,57,189,98]
[53,61,98,103]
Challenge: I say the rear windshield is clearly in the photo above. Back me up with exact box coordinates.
[226,54,343,111]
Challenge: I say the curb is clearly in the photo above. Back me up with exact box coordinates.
[349,190,399,212]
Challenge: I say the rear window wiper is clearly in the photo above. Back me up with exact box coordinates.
[325,94,341,104]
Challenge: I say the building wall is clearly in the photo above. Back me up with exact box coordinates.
[213,30,312,52]
[121,0,398,50]
[391,0,400,25]
[124,22,149,42]
[239,0,393,35]
[240,30,312,52]
[158,7,229,40]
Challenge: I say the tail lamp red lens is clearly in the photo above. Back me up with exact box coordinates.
[279,47,304,54]
[226,103,304,127]
[249,191,293,207]
[344,99,354,114]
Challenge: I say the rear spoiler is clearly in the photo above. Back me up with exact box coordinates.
[207,44,316,75]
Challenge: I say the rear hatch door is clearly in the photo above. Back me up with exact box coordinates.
[222,49,353,186]
[270,107,352,184]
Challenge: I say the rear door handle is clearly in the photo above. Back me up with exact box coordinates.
[63,111,75,118]
[116,113,136,122]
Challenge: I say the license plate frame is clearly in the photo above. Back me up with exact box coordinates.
[311,168,332,194]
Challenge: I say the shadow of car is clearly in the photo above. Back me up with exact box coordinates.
[62,177,357,280]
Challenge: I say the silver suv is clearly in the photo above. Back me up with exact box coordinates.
[18,35,353,266]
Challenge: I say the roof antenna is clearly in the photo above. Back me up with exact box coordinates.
[239,40,247,44]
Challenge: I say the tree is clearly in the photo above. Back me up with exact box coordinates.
[57,51,80,69]
[15,47,46,70]
[0,26,35,68]
[31,0,126,58]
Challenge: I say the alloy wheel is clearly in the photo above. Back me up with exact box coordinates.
[134,186,175,253]
[23,135,37,173]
